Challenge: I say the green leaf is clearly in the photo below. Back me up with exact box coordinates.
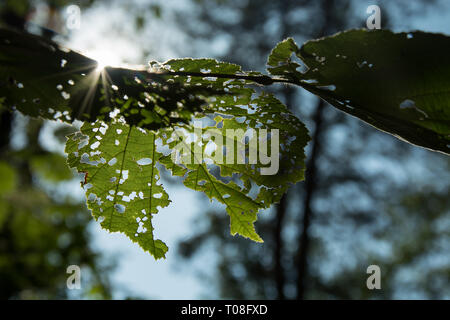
[269,30,450,154]
[65,121,170,259]
[152,59,309,242]
[62,57,308,247]
[267,37,304,81]
[161,125,267,242]
[159,92,309,242]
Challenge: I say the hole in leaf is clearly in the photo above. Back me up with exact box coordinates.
[61,91,70,100]
[137,158,152,165]
[90,141,100,149]
[108,158,117,166]
[114,204,125,213]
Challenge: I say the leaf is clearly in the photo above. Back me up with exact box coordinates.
[159,92,309,242]
[268,30,450,155]
[53,55,308,246]
[65,121,170,259]
[152,58,309,241]
[267,38,304,81]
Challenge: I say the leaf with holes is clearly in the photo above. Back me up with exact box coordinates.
[267,37,304,81]
[65,121,170,259]
[269,30,450,154]
[158,92,309,242]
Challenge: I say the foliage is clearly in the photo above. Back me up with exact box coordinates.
[66,122,171,259]
[272,30,450,155]
[1,27,449,259]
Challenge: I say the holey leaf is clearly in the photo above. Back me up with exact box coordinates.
[269,30,450,155]
[59,57,309,247]
[65,121,170,259]
[158,93,309,242]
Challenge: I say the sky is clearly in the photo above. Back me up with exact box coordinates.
[31,0,450,299]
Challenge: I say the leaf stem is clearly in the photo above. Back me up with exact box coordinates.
[147,70,293,86]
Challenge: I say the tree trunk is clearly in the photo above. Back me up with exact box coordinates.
[295,0,338,300]
[296,98,325,299]
[272,0,294,300]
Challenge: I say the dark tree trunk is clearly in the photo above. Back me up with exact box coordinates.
[295,0,339,300]
[272,0,294,300]
[296,98,325,299]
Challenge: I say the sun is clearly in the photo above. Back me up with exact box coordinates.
[87,48,123,71]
